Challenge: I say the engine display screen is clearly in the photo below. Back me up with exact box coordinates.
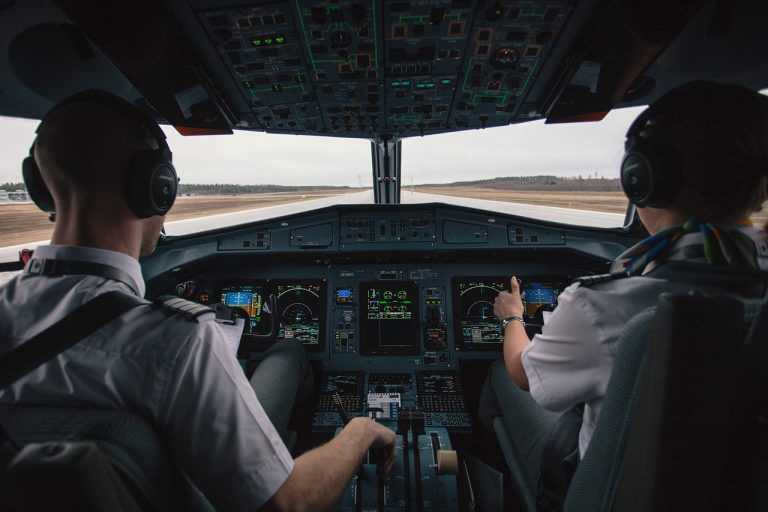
[453,277,563,350]
[274,280,325,348]
[360,281,420,355]
[220,284,272,337]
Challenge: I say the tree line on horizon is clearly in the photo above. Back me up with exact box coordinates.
[414,175,622,191]
[2,175,622,195]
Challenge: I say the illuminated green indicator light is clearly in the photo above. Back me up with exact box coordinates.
[275,35,286,44]
[402,80,411,86]
[252,38,262,46]
[441,79,452,85]
[264,38,274,45]
[416,82,435,89]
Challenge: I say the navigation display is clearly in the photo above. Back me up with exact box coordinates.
[220,284,272,336]
[522,282,561,327]
[453,277,507,350]
[360,281,420,355]
[274,280,325,348]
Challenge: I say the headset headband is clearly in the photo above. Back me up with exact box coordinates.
[34,89,169,152]
[23,89,178,218]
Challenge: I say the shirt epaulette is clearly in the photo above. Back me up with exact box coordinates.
[573,271,630,288]
[154,295,215,322]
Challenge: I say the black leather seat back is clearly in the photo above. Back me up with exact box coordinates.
[0,405,214,512]
[563,308,657,511]
[567,291,768,511]
[613,292,755,511]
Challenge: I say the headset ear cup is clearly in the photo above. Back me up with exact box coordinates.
[621,150,653,207]
[151,163,178,214]
[22,154,56,213]
[621,137,684,209]
[126,151,178,218]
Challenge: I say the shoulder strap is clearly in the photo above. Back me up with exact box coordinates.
[0,291,147,390]
[573,271,630,288]
[154,295,215,322]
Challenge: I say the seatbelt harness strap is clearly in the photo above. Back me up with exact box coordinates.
[0,291,146,390]
[0,290,147,462]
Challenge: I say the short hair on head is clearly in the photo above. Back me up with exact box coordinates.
[644,81,768,222]
[33,94,158,202]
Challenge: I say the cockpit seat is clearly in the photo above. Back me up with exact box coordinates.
[565,290,768,511]
[492,264,768,511]
[0,405,214,512]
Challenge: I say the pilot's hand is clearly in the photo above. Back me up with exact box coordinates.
[360,418,396,475]
[494,276,524,319]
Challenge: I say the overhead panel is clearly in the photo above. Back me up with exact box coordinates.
[298,0,382,137]
[452,1,574,129]
[199,3,322,133]
[194,0,578,139]
[382,1,474,136]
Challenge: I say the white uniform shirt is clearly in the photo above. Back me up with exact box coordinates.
[522,227,768,458]
[0,245,294,511]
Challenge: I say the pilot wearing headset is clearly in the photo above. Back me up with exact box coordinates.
[0,90,395,511]
[482,81,768,508]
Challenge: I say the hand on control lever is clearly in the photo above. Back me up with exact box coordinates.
[364,418,396,476]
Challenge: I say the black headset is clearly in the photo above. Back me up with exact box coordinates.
[620,105,685,208]
[22,90,178,219]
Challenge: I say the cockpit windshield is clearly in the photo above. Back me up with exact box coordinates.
[11,102,768,261]
[401,106,645,228]
[0,117,370,257]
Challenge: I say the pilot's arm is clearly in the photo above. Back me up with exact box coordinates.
[263,417,395,512]
[494,277,532,389]
[157,319,394,512]
[495,277,609,412]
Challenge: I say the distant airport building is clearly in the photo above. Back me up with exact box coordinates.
[8,189,28,201]
[0,190,8,201]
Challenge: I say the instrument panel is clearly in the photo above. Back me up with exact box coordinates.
[171,265,568,363]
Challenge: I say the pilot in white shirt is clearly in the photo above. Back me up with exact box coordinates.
[0,90,395,512]
[481,81,768,506]
[1,244,298,509]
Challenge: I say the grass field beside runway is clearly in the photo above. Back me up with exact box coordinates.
[0,191,350,247]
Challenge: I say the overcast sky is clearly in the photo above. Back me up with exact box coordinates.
[0,106,645,187]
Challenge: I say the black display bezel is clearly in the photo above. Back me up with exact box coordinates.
[359,280,421,356]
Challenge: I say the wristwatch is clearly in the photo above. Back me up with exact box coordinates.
[501,315,526,329]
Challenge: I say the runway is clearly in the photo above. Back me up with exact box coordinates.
[0,190,625,265]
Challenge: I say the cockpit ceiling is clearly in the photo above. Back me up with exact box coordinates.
[6,0,732,138]
[198,0,574,138]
